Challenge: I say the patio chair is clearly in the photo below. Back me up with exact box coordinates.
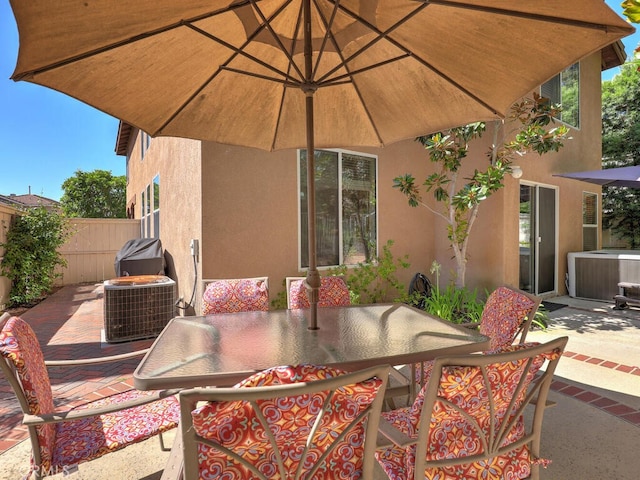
[286,275,351,309]
[414,285,541,389]
[0,314,180,479]
[376,337,568,480]
[178,363,389,480]
[201,276,269,314]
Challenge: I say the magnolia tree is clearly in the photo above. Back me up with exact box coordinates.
[394,94,569,288]
[623,1,640,24]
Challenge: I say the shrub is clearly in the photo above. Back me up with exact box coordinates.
[271,239,412,309]
[329,239,411,304]
[423,283,484,324]
[418,261,547,330]
[0,207,70,306]
[418,260,484,323]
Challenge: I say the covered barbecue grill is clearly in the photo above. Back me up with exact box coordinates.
[114,238,165,277]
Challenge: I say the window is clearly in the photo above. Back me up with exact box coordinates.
[153,175,160,238]
[299,149,377,268]
[541,62,579,128]
[583,192,598,251]
[140,131,151,160]
[141,188,146,236]
[141,184,153,237]
[141,177,160,238]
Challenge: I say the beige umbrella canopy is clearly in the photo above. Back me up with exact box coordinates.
[9,0,633,328]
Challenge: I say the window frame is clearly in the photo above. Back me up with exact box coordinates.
[153,175,160,238]
[540,62,580,129]
[582,191,599,251]
[297,148,378,270]
[140,131,151,160]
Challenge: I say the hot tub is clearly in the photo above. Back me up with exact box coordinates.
[567,250,640,301]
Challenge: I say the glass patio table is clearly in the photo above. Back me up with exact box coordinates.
[133,303,490,391]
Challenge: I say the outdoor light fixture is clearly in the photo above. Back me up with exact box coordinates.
[510,166,523,179]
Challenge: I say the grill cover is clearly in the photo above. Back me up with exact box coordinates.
[114,238,165,277]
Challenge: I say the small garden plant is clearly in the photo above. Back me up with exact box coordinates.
[417,260,548,329]
[271,239,411,309]
[329,240,411,304]
[421,261,484,324]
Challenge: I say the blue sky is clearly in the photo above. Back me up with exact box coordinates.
[0,2,638,201]
[0,3,123,201]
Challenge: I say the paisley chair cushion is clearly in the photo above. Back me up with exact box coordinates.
[191,364,382,479]
[378,343,562,480]
[288,276,351,309]
[202,277,269,314]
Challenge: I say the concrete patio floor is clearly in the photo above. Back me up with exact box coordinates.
[1,285,639,479]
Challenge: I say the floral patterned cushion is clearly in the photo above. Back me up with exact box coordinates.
[378,344,562,480]
[414,287,535,385]
[480,286,535,350]
[202,277,269,314]
[49,390,179,471]
[0,316,57,469]
[0,316,180,477]
[191,364,383,479]
[288,276,351,309]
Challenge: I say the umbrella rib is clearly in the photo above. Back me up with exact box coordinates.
[187,24,300,82]
[316,0,428,85]
[312,0,386,145]
[324,0,502,117]
[424,0,633,33]
[219,66,301,88]
[250,0,306,82]
[309,0,341,83]
[270,2,306,151]
[10,2,255,81]
[321,54,411,86]
[163,2,305,136]
[152,22,300,137]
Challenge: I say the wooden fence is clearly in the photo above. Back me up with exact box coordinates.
[0,208,140,310]
[55,218,141,285]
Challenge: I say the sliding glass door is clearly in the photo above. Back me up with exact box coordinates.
[519,184,557,295]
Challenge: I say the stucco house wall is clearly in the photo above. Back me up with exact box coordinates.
[125,136,203,314]
[120,48,614,312]
[196,137,436,312]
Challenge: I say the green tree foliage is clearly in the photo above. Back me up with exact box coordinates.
[623,0,640,23]
[60,169,126,218]
[602,64,640,247]
[394,95,568,287]
[0,207,69,306]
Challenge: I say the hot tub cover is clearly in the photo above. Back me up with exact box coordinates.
[114,238,165,277]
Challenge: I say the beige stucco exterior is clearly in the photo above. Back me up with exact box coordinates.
[124,51,608,314]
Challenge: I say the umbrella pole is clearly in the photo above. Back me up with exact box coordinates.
[304,0,320,330]
[305,95,320,330]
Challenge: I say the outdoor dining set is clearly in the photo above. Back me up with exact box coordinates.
[0,277,569,480]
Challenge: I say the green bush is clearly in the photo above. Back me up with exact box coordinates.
[270,279,288,310]
[418,261,548,330]
[531,306,549,330]
[417,260,484,323]
[423,283,484,324]
[271,239,412,309]
[329,239,411,304]
[0,207,70,307]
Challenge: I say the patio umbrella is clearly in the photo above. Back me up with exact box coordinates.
[555,166,640,189]
[8,0,633,328]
